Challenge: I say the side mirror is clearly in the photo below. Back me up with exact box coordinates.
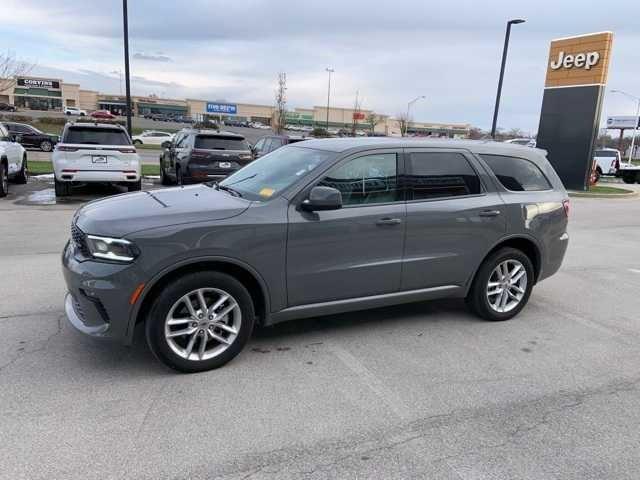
[301,186,342,211]
[12,134,22,143]
[161,140,172,149]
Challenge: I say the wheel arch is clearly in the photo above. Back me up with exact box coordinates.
[128,256,270,343]
[467,235,542,292]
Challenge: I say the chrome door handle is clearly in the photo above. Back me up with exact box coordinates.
[376,217,402,226]
[479,209,501,217]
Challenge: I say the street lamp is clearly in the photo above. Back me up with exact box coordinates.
[406,95,426,137]
[611,89,640,165]
[325,68,334,129]
[490,18,525,139]
[122,0,133,136]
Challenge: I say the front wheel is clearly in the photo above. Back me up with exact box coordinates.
[145,272,255,372]
[466,247,534,321]
[0,162,8,197]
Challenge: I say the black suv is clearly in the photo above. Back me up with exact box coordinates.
[2,122,58,152]
[0,102,16,112]
[159,129,253,185]
[253,134,307,158]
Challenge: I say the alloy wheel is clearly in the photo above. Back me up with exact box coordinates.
[164,288,241,361]
[486,259,527,313]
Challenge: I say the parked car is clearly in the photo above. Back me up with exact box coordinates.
[592,148,621,179]
[52,122,140,196]
[62,138,569,372]
[159,129,253,185]
[132,130,174,146]
[0,123,27,197]
[2,122,58,152]
[89,110,117,120]
[64,106,87,116]
[253,134,307,158]
[0,102,16,112]
[505,138,537,148]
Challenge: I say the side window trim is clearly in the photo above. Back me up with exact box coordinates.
[402,148,487,203]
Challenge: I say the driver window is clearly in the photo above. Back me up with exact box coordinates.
[317,153,400,205]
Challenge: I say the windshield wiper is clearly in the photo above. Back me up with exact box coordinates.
[225,173,258,186]
[217,184,243,197]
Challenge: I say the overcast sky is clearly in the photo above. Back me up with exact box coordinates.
[2,0,639,133]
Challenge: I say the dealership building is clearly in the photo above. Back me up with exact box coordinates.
[0,75,470,137]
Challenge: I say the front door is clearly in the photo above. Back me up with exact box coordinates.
[287,150,405,306]
[401,148,506,291]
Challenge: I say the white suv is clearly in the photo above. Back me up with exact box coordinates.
[0,123,27,197]
[64,106,87,116]
[593,148,621,177]
[52,123,141,196]
[131,130,174,146]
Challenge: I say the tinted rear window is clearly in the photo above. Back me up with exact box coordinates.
[195,135,249,150]
[481,154,551,191]
[407,152,482,200]
[64,127,130,145]
[594,150,617,157]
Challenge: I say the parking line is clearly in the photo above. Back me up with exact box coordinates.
[629,269,640,274]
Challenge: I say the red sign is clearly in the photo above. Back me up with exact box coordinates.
[352,112,365,120]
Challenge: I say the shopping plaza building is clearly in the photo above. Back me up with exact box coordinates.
[0,75,471,137]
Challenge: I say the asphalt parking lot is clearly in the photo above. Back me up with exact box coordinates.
[2,178,640,480]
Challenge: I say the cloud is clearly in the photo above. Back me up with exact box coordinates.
[133,52,172,62]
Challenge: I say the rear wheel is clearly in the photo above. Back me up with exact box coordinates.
[466,247,534,321]
[622,171,637,184]
[133,139,142,146]
[0,162,8,197]
[40,140,53,152]
[15,155,27,184]
[160,163,170,185]
[176,166,183,186]
[145,271,255,372]
[54,177,71,197]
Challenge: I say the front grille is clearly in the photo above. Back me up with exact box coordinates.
[71,223,91,257]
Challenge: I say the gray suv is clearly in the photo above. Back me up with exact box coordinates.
[62,138,569,372]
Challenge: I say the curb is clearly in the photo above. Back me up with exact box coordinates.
[569,190,638,198]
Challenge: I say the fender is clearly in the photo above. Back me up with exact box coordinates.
[125,254,272,343]
[463,233,543,295]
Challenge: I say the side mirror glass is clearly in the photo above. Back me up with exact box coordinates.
[301,186,342,211]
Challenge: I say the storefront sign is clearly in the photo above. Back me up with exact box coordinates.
[206,103,237,114]
[607,116,640,129]
[16,77,60,89]
[352,112,365,120]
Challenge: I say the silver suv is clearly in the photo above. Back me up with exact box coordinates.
[62,138,569,372]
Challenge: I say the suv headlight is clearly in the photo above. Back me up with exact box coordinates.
[86,235,139,262]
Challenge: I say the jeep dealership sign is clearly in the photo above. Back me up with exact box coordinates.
[550,51,600,70]
[16,77,60,89]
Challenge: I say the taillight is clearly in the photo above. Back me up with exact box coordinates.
[562,199,570,217]
[190,149,209,160]
[118,147,136,154]
[56,145,78,152]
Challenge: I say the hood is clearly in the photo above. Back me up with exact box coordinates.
[75,184,251,237]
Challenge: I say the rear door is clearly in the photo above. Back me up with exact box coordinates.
[401,148,506,291]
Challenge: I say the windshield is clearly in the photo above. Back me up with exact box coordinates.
[64,127,131,145]
[594,150,617,157]
[218,146,335,201]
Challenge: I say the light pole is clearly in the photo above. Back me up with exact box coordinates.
[325,68,334,130]
[122,0,133,136]
[490,18,525,139]
[611,89,640,165]
[406,95,426,137]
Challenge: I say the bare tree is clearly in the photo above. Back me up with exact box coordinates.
[366,113,381,135]
[274,72,287,134]
[0,52,32,94]
[396,113,409,137]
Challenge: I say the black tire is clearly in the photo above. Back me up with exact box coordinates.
[466,247,535,322]
[40,140,53,152]
[127,179,142,192]
[160,163,170,185]
[133,139,142,145]
[176,165,183,186]
[54,177,71,197]
[622,172,636,184]
[15,156,27,184]
[145,271,255,373]
[0,161,8,197]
